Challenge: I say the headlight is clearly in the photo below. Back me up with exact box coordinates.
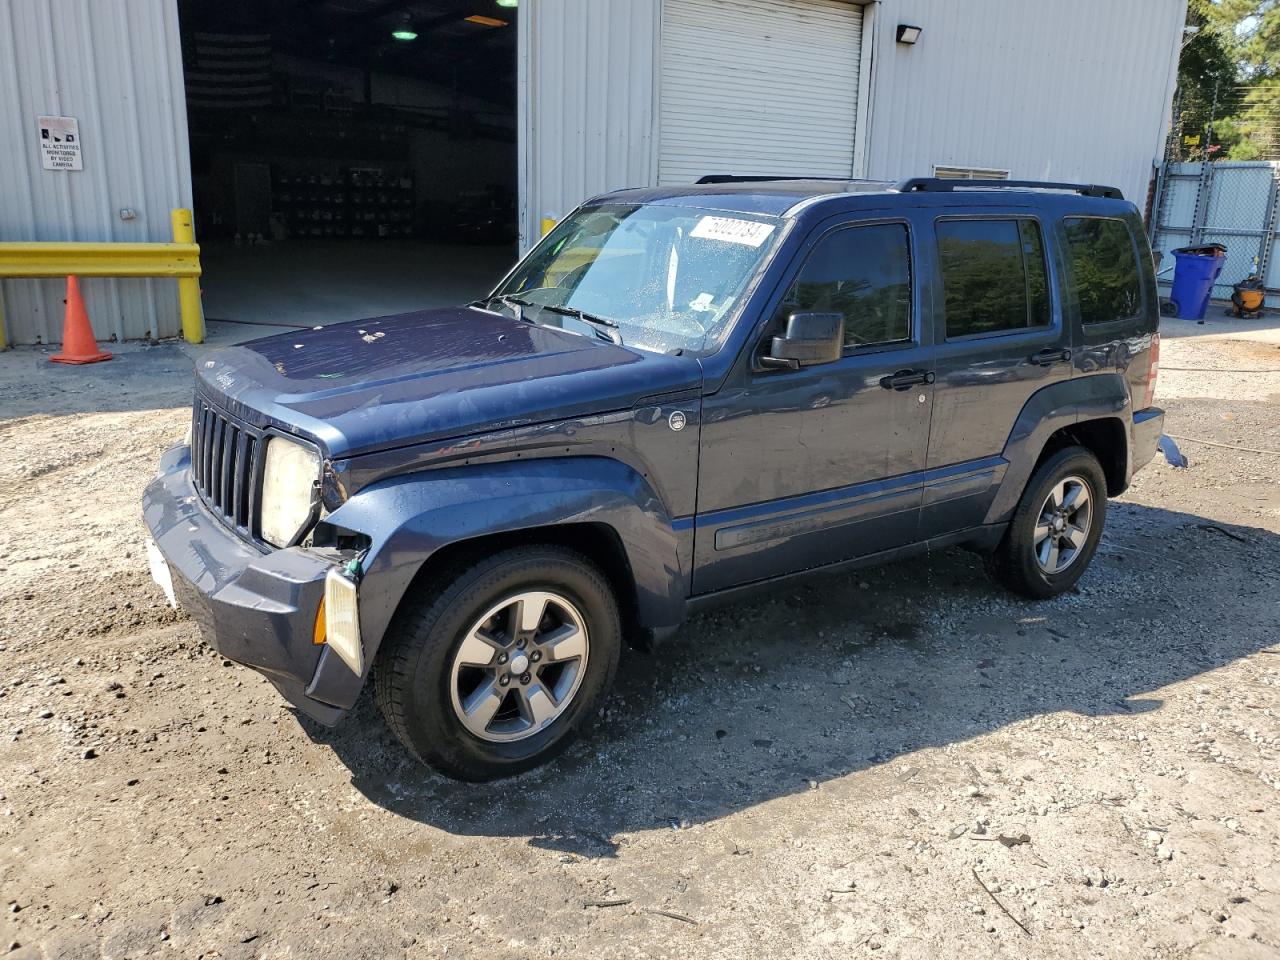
[260,436,322,547]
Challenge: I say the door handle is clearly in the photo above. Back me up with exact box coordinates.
[880,369,935,391]
[1030,347,1072,366]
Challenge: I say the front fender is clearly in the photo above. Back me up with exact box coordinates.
[313,457,687,708]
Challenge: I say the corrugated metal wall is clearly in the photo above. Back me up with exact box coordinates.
[520,0,1182,248]
[864,0,1185,207]
[518,0,661,248]
[0,0,193,345]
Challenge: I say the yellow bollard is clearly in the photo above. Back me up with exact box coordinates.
[171,208,205,344]
[541,216,557,237]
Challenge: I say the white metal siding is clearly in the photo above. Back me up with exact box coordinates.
[519,0,661,248]
[0,0,193,345]
[864,0,1185,208]
[658,0,864,186]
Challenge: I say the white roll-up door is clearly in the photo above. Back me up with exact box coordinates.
[658,0,864,186]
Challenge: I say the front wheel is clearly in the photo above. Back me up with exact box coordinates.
[374,546,621,781]
[985,446,1108,599]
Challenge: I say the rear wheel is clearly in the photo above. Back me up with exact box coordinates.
[985,446,1107,599]
[374,545,621,781]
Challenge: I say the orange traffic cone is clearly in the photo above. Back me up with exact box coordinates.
[50,276,111,364]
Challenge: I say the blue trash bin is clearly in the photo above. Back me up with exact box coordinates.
[1169,245,1227,320]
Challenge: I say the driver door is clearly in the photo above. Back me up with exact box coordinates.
[693,218,936,594]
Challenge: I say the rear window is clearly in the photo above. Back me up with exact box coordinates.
[937,219,1051,338]
[1063,217,1142,323]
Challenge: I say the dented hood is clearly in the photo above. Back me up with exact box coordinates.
[194,306,702,458]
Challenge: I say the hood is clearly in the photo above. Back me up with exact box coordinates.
[195,307,702,457]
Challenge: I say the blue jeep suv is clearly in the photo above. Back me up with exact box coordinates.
[144,177,1164,780]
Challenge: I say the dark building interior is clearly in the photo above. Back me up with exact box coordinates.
[178,0,519,331]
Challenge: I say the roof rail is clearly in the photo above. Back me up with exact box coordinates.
[893,177,1124,200]
[696,175,851,184]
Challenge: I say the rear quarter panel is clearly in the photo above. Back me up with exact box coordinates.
[1066,208,1160,405]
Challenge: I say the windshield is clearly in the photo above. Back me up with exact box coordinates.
[494,203,785,354]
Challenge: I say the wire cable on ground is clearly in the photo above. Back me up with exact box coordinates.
[1160,367,1280,373]
[1166,434,1280,456]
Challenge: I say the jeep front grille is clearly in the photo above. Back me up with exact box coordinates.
[190,398,262,534]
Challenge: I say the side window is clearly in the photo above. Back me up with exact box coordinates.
[782,223,912,349]
[1063,217,1142,323]
[937,219,1051,338]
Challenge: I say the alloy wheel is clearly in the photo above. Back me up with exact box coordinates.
[1033,475,1093,574]
[448,590,590,743]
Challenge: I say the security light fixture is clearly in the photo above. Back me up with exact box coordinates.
[496,0,518,7]
[391,28,418,40]
[896,24,922,45]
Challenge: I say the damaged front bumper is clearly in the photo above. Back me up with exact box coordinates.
[141,443,362,725]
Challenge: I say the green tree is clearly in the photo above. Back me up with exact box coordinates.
[1204,0,1279,75]
[1174,0,1241,160]
[1188,0,1280,159]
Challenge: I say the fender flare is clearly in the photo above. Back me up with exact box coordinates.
[316,457,686,703]
[983,374,1130,525]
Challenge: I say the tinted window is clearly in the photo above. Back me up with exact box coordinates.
[1063,217,1142,323]
[783,224,912,349]
[938,219,1051,337]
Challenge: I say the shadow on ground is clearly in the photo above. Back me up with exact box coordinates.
[307,502,1279,856]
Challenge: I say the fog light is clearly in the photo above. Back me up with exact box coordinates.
[323,569,363,675]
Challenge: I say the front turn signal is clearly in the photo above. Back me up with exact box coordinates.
[313,595,327,645]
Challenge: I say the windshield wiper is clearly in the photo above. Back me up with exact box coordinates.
[476,293,535,323]
[488,295,529,325]
[540,304,624,345]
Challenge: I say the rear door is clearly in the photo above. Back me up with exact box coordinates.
[917,209,1072,538]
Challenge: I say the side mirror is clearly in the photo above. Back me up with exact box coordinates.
[760,312,843,370]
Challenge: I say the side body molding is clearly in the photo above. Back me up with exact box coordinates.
[320,457,687,705]
[984,373,1131,526]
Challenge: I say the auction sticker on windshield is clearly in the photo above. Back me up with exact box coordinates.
[690,216,775,248]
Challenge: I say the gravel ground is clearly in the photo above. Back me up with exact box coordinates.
[1,321,1278,959]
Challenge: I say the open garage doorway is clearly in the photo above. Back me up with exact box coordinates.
[177,0,519,338]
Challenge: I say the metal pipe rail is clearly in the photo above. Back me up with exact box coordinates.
[0,208,205,347]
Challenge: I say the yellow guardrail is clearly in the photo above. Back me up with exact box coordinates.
[0,208,205,347]
[0,241,201,277]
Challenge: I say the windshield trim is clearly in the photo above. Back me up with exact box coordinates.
[489,202,793,358]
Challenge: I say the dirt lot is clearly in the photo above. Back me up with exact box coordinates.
[1,320,1278,960]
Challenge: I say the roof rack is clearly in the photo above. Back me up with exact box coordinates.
[893,177,1124,200]
[696,175,852,184]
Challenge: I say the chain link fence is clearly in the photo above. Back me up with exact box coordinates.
[1149,160,1280,311]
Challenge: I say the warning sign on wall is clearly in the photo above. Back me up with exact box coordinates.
[38,115,82,171]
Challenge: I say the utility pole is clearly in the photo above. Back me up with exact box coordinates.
[1204,79,1219,161]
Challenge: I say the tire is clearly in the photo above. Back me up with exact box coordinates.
[985,446,1108,600]
[373,545,622,781]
